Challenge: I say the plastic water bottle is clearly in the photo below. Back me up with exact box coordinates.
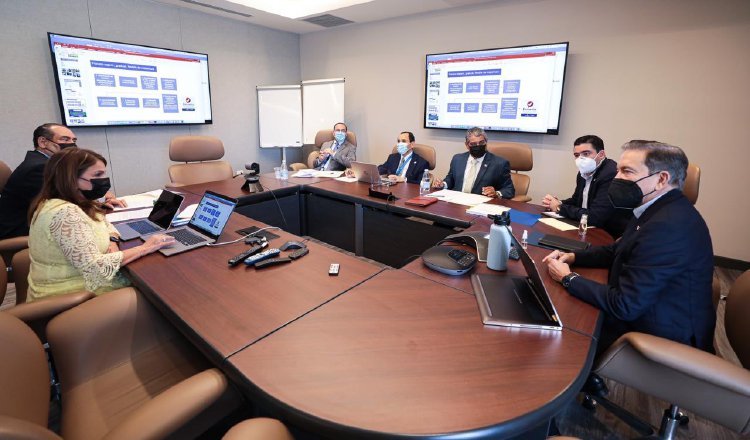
[420,169,431,194]
[487,212,511,271]
[521,230,528,249]
[280,159,288,180]
[578,213,588,238]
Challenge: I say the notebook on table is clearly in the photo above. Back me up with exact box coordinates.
[145,190,238,257]
[114,190,184,241]
[538,233,590,252]
[471,229,562,331]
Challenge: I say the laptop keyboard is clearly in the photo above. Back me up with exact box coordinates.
[166,229,205,246]
[128,220,160,234]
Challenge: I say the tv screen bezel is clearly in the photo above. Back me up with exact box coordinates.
[47,32,213,128]
[424,41,569,135]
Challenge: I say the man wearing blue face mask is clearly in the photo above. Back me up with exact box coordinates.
[313,122,356,171]
[543,140,714,354]
[541,135,631,238]
[377,131,430,184]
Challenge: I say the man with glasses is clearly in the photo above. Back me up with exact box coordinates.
[0,123,125,240]
[313,122,356,171]
[541,135,631,238]
[432,126,514,198]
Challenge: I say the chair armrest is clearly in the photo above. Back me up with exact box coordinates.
[164,182,187,189]
[0,236,29,257]
[511,195,532,203]
[104,368,241,440]
[0,415,63,440]
[6,291,95,324]
[223,418,294,440]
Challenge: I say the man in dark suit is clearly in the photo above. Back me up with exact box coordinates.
[544,140,715,353]
[377,131,430,184]
[313,122,356,171]
[0,123,125,240]
[432,127,515,198]
[542,135,631,238]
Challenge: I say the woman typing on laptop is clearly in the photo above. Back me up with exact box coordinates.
[26,148,175,302]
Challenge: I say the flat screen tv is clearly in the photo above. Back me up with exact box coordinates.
[48,33,212,127]
[424,42,569,135]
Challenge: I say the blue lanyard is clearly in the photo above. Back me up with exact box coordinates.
[395,153,412,176]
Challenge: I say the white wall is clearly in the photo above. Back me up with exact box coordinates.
[300,0,750,261]
[0,0,300,195]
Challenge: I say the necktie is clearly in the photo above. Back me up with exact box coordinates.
[395,156,408,176]
[463,158,477,193]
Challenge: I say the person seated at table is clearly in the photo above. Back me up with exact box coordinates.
[431,127,514,198]
[541,134,631,238]
[377,131,430,184]
[27,148,175,302]
[313,122,356,171]
[543,140,715,353]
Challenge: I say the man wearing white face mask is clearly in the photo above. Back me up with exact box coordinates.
[313,122,356,171]
[377,131,430,184]
[542,135,631,238]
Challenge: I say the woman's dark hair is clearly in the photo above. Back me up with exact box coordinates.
[30,148,108,222]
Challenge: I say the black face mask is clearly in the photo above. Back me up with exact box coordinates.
[468,144,487,158]
[608,172,659,209]
[80,177,111,200]
[46,138,77,149]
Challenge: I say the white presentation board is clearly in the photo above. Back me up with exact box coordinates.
[257,85,302,148]
[302,78,345,144]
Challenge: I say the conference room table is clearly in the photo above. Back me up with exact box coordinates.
[125,176,608,439]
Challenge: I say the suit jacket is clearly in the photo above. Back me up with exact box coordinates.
[443,152,515,198]
[0,150,48,239]
[377,152,430,184]
[313,140,357,171]
[568,189,715,352]
[559,158,632,238]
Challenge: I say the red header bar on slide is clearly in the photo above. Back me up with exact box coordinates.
[54,42,199,63]
[430,52,554,65]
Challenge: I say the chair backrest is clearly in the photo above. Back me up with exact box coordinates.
[487,142,533,200]
[725,270,750,368]
[683,163,700,205]
[11,248,30,304]
[0,312,50,429]
[0,160,12,193]
[168,135,233,185]
[307,150,321,169]
[314,129,357,148]
[391,144,437,170]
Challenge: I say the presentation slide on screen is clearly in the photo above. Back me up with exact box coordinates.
[425,44,567,133]
[50,34,211,126]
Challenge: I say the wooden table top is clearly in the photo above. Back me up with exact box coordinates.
[227,269,595,438]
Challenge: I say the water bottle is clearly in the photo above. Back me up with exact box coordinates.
[578,213,588,238]
[419,169,431,194]
[487,211,511,271]
[280,159,288,180]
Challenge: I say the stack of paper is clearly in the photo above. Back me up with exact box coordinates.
[292,169,316,178]
[539,218,578,231]
[425,189,491,206]
[105,208,152,223]
[112,189,163,211]
[466,203,511,216]
[292,170,344,178]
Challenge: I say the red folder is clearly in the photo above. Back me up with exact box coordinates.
[405,196,438,207]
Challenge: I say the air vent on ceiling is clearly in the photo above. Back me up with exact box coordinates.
[180,0,253,18]
[301,14,354,28]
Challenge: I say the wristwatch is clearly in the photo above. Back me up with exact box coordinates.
[561,272,580,288]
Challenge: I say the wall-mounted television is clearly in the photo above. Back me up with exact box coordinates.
[424,42,569,135]
[48,33,212,127]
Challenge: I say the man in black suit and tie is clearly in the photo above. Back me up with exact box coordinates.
[544,140,715,353]
[541,135,631,238]
[377,131,430,184]
[432,127,515,199]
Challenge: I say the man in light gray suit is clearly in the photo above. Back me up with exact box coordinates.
[313,122,356,171]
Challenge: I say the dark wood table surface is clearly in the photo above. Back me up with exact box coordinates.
[227,269,596,439]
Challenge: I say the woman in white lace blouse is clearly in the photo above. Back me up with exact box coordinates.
[27,148,175,302]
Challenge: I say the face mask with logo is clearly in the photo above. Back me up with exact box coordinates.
[575,155,598,175]
[79,177,111,201]
[468,143,486,158]
[396,142,409,156]
[334,132,346,143]
[607,172,660,209]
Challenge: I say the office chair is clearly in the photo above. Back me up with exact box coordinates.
[0,160,30,283]
[683,163,700,205]
[290,129,358,170]
[486,142,533,202]
[222,418,294,439]
[0,286,242,439]
[584,270,750,439]
[167,135,233,187]
[390,143,437,171]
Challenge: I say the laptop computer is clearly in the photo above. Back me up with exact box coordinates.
[350,161,393,185]
[470,228,563,331]
[147,190,238,257]
[114,190,184,241]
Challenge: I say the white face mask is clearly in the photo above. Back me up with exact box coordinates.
[396,142,409,155]
[575,155,598,175]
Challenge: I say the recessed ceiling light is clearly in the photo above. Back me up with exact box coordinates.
[225,0,373,19]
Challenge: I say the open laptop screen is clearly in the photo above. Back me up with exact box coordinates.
[148,190,184,229]
[188,191,236,239]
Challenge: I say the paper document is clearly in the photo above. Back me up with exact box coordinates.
[106,208,152,223]
[314,170,344,177]
[466,203,511,216]
[539,218,578,231]
[541,211,564,219]
[335,176,358,183]
[425,189,491,206]
[292,169,316,178]
[112,189,163,211]
[176,204,197,220]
